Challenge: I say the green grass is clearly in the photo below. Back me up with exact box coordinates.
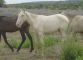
[0,33,83,60]
[61,40,83,60]
[3,35,58,49]
[44,36,59,47]
[76,56,83,60]
[9,39,30,48]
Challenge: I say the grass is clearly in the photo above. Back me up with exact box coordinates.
[61,39,83,60]
[6,38,30,48]
[0,32,83,60]
[76,56,83,60]
[3,35,58,49]
[44,35,59,48]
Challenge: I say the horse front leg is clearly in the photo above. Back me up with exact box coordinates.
[2,32,14,52]
[32,32,39,54]
[61,30,67,42]
[25,31,34,52]
[59,29,66,42]
[17,31,26,52]
[37,32,44,56]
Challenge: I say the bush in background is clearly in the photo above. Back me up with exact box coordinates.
[61,40,83,60]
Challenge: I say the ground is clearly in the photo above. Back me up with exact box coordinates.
[0,47,56,60]
[0,31,61,60]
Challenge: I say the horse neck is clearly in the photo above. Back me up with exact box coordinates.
[25,12,37,26]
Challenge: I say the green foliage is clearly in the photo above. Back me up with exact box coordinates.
[76,56,83,60]
[7,1,83,10]
[44,36,58,47]
[0,0,5,7]
[61,40,83,60]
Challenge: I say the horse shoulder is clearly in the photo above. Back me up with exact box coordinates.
[31,16,43,31]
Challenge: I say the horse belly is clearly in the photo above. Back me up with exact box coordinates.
[43,21,60,33]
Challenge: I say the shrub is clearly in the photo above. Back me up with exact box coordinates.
[44,35,59,48]
[76,56,83,60]
[61,40,83,60]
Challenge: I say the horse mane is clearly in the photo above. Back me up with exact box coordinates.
[25,11,37,21]
[29,12,37,19]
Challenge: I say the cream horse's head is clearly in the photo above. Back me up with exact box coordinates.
[16,9,28,28]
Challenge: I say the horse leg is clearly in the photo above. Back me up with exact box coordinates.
[37,32,44,56]
[31,32,38,53]
[17,31,26,52]
[59,29,66,41]
[73,32,78,41]
[25,31,34,52]
[2,32,14,52]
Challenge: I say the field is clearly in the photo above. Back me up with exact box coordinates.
[0,8,83,60]
[0,31,61,60]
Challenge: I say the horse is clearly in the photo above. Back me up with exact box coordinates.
[69,15,83,33]
[16,9,69,55]
[0,15,34,52]
[61,11,83,38]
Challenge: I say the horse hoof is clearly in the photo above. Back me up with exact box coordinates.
[17,50,19,52]
[12,49,14,52]
[30,48,34,52]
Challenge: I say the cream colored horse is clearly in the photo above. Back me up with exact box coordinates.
[70,15,83,33]
[16,9,69,56]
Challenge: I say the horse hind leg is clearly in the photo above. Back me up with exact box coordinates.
[2,32,14,52]
[17,31,26,52]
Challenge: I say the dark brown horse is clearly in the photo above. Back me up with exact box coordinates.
[0,15,33,52]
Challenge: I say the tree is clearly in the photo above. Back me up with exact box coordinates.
[0,0,5,7]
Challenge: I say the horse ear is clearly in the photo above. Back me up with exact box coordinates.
[22,8,28,14]
[19,9,23,12]
[23,8,27,12]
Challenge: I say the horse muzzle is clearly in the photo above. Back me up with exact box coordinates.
[16,23,21,28]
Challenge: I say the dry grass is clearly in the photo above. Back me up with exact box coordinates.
[0,31,83,60]
[0,44,60,60]
[0,31,61,60]
[0,8,83,60]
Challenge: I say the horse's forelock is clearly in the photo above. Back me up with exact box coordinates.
[19,8,30,16]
